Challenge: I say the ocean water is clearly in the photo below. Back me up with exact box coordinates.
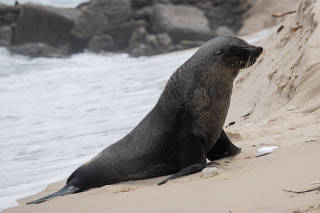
[1,0,87,7]
[0,27,274,211]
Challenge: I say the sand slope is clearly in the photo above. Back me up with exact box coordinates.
[239,0,300,35]
[226,0,320,145]
[3,0,320,212]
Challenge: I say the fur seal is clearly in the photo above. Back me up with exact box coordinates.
[28,36,263,204]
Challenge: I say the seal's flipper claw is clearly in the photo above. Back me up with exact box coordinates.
[157,163,206,185]
[27,184,81,205]
[157,179,168,185]
[227,141,241,155]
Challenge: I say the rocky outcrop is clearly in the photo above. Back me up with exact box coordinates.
[131,0,154,8]
[87,35,116,53]
[0,25,11,46]
[0,3,19,47]
[0,3,20,27]
[0,0,251,57]
[202,0,248,33]
[127,27,173,56]
[13,3,80,53]
[71,0,133,50]
[150,4,214,43]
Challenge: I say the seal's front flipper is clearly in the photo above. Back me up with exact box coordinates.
[27,184,81,205]
[206,129,241,161]
[158,163,206,185]
[158,134,206,185]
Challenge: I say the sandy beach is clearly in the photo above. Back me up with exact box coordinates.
[3,0,320,212]
[3,142,320,213]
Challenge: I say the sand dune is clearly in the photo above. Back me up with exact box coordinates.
[3,0,320,212]
[226,0,320,145]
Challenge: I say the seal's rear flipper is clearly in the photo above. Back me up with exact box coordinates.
[158,163,206,185]
[206,129,241,161]
[27,184,81,205]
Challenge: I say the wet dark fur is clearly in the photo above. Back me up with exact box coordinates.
[28,36,263,204]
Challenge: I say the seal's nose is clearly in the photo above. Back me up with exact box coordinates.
[256,47,263,55]
[252,46,263,58]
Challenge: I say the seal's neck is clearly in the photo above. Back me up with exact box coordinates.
[196,63,236,96]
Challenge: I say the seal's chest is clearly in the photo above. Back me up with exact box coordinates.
[190,86,231,114]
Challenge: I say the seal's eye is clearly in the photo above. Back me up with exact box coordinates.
[213,50,223,55]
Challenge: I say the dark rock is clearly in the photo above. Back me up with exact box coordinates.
[8,5,21,13]
[0,3,8,13]
[214,25,235,36]
[76,1,90,9]
[72,0,132,40]
[169,0,183,4]
[68,33,88,54]
[131,0,153,8]
[156,33,172,51]
[0,0,250,57]
[3,12,17,24]
[87,35,116,53]
[203,0,248,33]
[8,43,68,58]
[128,27,148,46]
[71,0,136,51]
[0,4,20,27]
[168,0,197,4]
[145,34,158,48]
[156,0,170,4]
[196,1,213,10]
[13,3,80,49]
[127,27,154,56]
[0,25,11,46]
[150,3,214,43]
[133,6,153,21]
[128,26,173,57]
[186,0,197,4]
[106,20,147,50]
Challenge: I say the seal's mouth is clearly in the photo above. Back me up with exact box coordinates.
[240,45,263,69]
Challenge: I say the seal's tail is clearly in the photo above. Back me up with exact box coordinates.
[27,184,81,205]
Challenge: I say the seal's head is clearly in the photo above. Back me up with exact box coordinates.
[197,36,263,77]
